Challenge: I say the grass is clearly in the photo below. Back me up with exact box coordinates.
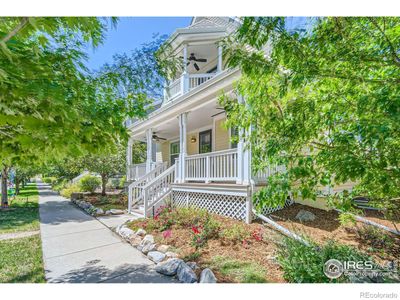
[210,256,267,283]
[0,234,45,283]
[0,183,40,234]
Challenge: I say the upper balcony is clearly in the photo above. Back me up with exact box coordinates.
[161,25,228,105]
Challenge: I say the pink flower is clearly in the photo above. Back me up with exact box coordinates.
[191,226,201,235]
[162,229,172,239]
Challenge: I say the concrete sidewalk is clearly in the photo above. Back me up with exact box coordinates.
[38,182,174,283]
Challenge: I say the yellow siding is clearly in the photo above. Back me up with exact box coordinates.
[187,133,199,155]
[161,141,170,164]
[214,118,230,151]
[294,197,331,211]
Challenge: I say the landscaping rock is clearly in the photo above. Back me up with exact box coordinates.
[200,268,217,283]
[157,244,170,253]
[141,234,154,245]
[129,235,142,247]
[110,209,124,215]
[147,251,166,263]
[295,209,316,222]
[165,251,178,258]
[187,262,199,271]
[95,208,104,216]
[177,262,198,283]
[141,242,157,254]
[119,227,135,240]
[155,258,184,276]
[105,210,112,216]
[136,228,146,236]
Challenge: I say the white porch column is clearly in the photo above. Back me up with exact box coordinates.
[236,95,252,185]
[145,128,153,173]
[126,137,133,181]
[217,45,223,73]
[181,44,189,94]
[178,112,188,183]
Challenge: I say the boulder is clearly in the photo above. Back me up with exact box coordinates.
[141,242,157,254]
[165,251,178,258]
[141,234,154,245]
[105,210,112,216]
[199,268,217,283]
[155,258,184,276]
[186,262,199,271]
[157,244,170,253]
[295,209,316,222]
[129,235,142,247]
[177,262,198,283]
[136,228,146,237]
[119,227,135,240]
[95,208,104,216]
[147,251,166,264]
[110,209,124,215]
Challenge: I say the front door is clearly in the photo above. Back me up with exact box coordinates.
[199,129,212,154]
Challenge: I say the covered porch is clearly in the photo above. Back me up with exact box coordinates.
[127,97,253,185]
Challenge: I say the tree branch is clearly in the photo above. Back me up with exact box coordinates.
[1,17,29,44]
[368,17,400,68]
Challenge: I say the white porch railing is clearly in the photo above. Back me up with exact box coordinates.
[163,73,217,103]
[188,73,215,90]
[253,164,287,183]
[127,162,167,213]
[185,149,238,182]
[128,163,146,181]
[143,165,175,217]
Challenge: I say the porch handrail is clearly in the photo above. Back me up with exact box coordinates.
[185,148,238,182]
[127,162,146,181]
[127,162,167,213]
[143,165,175,217]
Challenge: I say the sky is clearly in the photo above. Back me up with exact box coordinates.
[86,17,192,71]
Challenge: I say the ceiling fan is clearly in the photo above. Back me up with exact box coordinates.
[152,133,166,142]
[182,53,207,71]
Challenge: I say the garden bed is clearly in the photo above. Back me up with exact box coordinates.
[125,203,399,283]
[270,204,400,265]
[70,192,127,216]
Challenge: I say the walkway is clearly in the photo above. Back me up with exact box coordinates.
[38,182,174,283]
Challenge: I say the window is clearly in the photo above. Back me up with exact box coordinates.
[199,130,212,154]
[230,127,239,149]
[170,141,179,165]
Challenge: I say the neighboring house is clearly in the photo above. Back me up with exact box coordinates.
[126,17,337,222]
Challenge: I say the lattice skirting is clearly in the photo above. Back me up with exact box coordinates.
[254,198,294,216]
[172,190,294,222]
[172,190,248,221]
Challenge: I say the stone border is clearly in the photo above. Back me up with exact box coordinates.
[115,224,217,283]
[70,197,125,217]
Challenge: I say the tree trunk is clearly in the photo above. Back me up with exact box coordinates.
[15,180,20,195]
[1,166,9,207]
[101,175,107,196]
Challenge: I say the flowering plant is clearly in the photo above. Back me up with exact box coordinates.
[162,229,172,239]
[251,228,263,242]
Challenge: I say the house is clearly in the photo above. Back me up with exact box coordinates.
[125,17,306,223]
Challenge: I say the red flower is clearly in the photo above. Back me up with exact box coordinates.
[191,226,201,235]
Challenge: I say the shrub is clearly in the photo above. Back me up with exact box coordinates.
[222,224,251,244]
[79,175,101,193]
[277,237,374,283]
[60,183,81,198]
[42,177,57,185]
[53,179,68,192]
[174,207,209,227]
[119,176,126,189]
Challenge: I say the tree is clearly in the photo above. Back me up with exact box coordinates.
[82,144,126,196]
[220,17,400,215]
[0,17,149,205]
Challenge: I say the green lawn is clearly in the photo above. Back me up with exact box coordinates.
[0,182,45,283]
[0,183,40,234]
[0,234,45,283]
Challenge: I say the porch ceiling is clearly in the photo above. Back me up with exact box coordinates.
[133,99,225,142]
